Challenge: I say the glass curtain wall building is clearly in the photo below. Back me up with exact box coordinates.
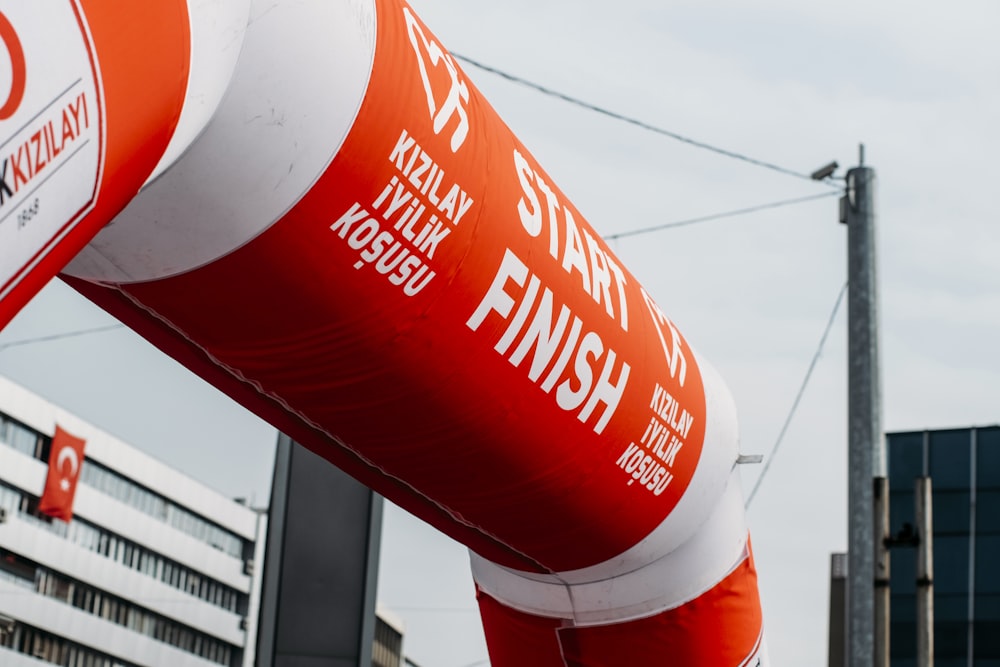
[0,375,266,667]
[888,425,1000,667]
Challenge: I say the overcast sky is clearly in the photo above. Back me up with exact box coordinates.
[1,1,998,665]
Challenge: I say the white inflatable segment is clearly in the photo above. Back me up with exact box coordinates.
[67,0,377,283]
[586,355,741,575]
[470,469,750,626]
[469,353,747,629]
[144,0,254,185]
[473,352,740,590]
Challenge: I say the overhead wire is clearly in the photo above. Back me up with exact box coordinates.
[453,53,838,188]
[0,324,125,352]
[745,281,848,508]
[604,191,840,240]
[386,606,480,613]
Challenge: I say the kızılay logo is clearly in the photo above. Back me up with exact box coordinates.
[0,12,26,120]
[402,7,470,153]
[0,7,92,214]
[0,2,101,303]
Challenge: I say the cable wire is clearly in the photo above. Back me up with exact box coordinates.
[745,281,848,508]
[0,324,125,352]
[453,53,836,186]
[604,191,840,241]
[387,606,480,613]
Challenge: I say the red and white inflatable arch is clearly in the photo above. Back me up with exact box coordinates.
[1,1,766,664]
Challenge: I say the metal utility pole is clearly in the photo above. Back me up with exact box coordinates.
[843,144,884,667]
[916,477,934,667]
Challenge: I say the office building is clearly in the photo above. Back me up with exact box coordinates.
[373,606,405,667]
[888,425,1000,667]
[0,375,266,667]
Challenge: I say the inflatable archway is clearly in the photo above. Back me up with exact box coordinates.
[0,1,766,663]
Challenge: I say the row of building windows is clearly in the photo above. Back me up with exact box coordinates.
[888,427,1000,492]
[2,547,238,666]
[80,460,244,559]
[0,411,246,559]
[0,413,41,458]
[0,620,138,667]
[1,482,243,614]
[0,481,24,514]
[33,564,237,666]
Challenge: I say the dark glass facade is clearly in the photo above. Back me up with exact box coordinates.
[888,426,1000,667]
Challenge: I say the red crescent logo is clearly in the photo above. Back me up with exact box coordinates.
[0,11,26,120]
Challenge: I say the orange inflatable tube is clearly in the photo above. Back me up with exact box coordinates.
[3,1,767,664]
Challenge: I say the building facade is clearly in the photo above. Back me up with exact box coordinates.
[372,606,405,667]
[0,375,266,667]
[888,425,1000,667]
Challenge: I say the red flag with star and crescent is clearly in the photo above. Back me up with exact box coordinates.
[39,425,86,522]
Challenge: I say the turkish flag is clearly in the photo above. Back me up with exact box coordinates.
[39,426,87,522]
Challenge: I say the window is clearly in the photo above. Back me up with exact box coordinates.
[1,621,141,667]
[929,430,972,491]
[0,413,40,457]
[81,459,245,558]
[21,427,248,558]
[934,535,970,595]
[889,432,925,491]
[934,491,972,535]
[978,538,1000,595]
[31,565,239,666]
[6,483,245,615]
[977,428,1000,488]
